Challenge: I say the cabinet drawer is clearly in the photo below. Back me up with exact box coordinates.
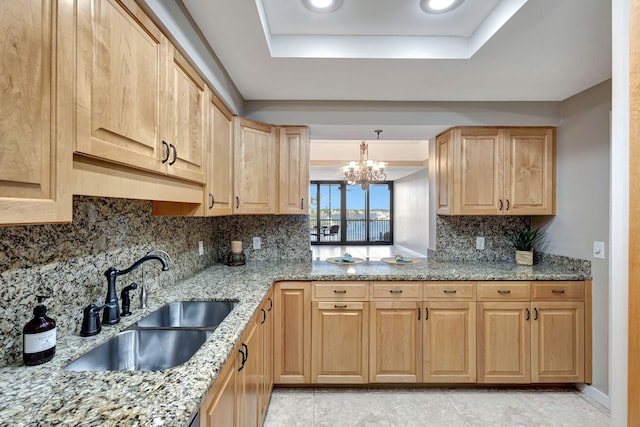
[423,282,475,300]
[531,281,584,301]
[312,281,369,301]
[477,281,530,301]
[315,301,367,310]
[371,281,422,300]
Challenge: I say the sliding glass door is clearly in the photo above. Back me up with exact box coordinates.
[310,181,393,245]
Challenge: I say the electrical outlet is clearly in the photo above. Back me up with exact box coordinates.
[198,241,204,256]
[253,237,261,250]
[476,237,485,250]
[593,241,605,259]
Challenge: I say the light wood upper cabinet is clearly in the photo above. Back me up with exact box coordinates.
[76,0,168,175]
[423,302,476,383]
[164,47,206,182]
[504,128,556,215]
[477,302,531,383]
[436,127,556,215]
[233,117,277,214]
[273,282,311,384]
[205,92,234,216]
[311,301,369,384]
[0,0,73,225]
[369,301,422,383]
[278,126,310,214]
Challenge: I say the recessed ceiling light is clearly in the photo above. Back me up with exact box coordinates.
[301,0,343,13]
[420,0,464,14]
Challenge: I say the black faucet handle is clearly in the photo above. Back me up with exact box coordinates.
[81,303,104,337]
[120,283,138,317]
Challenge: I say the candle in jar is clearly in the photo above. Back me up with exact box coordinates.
[231,240,243,254]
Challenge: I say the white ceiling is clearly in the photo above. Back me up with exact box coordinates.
[181,0,611,102]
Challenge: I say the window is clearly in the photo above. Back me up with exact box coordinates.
[310,181,393,245]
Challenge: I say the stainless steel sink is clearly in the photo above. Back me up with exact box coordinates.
[134,300,238,329]
[63,329,212,371]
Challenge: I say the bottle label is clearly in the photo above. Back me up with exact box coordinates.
[24,328,56,353]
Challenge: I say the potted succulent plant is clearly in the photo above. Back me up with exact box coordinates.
[506,226,545,265]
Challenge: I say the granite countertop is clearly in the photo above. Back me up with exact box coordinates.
[0,260,590,426]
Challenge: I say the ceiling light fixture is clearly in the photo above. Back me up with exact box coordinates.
[301,0,343,13]
[342,130,387,190]
[420,0,464,14]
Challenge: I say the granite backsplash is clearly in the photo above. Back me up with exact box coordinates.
[0,196,310,367]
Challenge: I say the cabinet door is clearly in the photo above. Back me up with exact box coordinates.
[311,302,369,384]
[237,320,259,427]
[369,302,421,383]
[273,282,311,384]
[165,47,205,183]
[454,128,504,215]
[531,302,584,383]
[200,355,236,427]
[233,117,276,214]
[0,0,73,225]
[258,291,274,423]
[477,302,531,383]
[436,130,453,215]
[76,0,168,174]
[423,302,476,383]
[278,126,310,214]
[206,93,234,216]
[504,127,555,215]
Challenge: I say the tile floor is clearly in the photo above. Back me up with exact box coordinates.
[264,387,610,427]
[311,245,426,262]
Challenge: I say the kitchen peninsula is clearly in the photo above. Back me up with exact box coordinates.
[0,259,590,426]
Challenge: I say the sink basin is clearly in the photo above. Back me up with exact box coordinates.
[134,300,238,329]
[63,329,212,371]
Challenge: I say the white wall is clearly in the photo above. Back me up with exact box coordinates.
[609,0,629,423]
[394,168,429,255]
[532,80,611,400]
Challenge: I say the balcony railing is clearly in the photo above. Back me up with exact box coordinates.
[310,218,391,243]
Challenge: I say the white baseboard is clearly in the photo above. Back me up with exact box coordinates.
[576,383,611,409]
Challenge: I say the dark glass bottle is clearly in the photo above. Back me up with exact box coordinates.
[23,296,56,366]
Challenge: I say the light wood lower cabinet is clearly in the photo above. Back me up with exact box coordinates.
[258,290,274,423]
[311,301,369,384]
[200,351,236,426]
[236,317,260,427]
[531,302,584,383]
[273,282,311,384]
[424,302,477,383]
[477,302,532,383]
[369,301,422,383]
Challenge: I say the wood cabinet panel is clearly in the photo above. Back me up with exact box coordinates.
[504,127,555,215]
[369,301,422,383]
[312,302,369,384]
[436,127,556,216]
[0,0,73,224]
[200,353,236,427]
[530,281,584,302]
[424,282,475,300]
[371,282,422,301]
[236,319,259,427]
[233,117,276,214]
[205,92,234,216]
[165,47,205,182]
[477,302,531,383]
[531,302,584,383]
[423,302,476,383]
[76,0,168,174]
[477,281,530,301]
[278,126,310,214]
[312,281,369,301]
[273,282,310,384]
[454,128,503,215]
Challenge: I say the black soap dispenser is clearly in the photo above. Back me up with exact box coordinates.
[23,295,56,366]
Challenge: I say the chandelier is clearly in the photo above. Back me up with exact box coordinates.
[341,130,387,190]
